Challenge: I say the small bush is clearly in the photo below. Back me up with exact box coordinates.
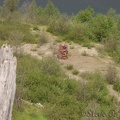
[82,43,94,49]
[81,51,88,56]
[86,71,109,104]
[70,46,74,49]
[30,47,37,51]
[0,21,36,44]
[103,34,118,53]
[65,64,73,70]
[41,56,62,76]
[72,69,79,75]
[33,25,39,31]
[23,33,37,43]
[9,30,24,46]
[113,79,120,92]
[66,22,89,44]
[106,65,117,84]
[38,30,48,46]
[80,71,92,79]
[67,52,72,57]
[95,45,106,57]
[48,14,70,35]
[56,39,62,43]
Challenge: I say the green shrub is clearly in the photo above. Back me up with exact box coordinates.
[44,1,60,18]
[113,79,120,92]
[38,30,48,46]
[81,51,88,56]
[106,65,117,84]
[65,64,73,70]
[80,71,92,79]
[23,33,37,43]
[75,6,95,23]
[72,69,79,75]
[86,71,108,103]
[66,22,89,44]
[90,14,115,42]
[12,102,48,120]
[95,44,106,57]
[82,43,94,49]
[0,21,36,43]
[70,46,74,49]
[48,14,70,35]
[56,39,62,43]
[41,56,62,76]
[33,25,39,31]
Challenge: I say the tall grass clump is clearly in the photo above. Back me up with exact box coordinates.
[113,79,120,92]
[79,71,108,103]
[65,64,73,70]
[37,30,48,46]
[105,64,117,84]
[48,14,70,35]
[0,21,36,43]
[41,56,63,76]
[65,22,89,44]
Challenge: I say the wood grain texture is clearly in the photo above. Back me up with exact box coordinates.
[0,44,17,120]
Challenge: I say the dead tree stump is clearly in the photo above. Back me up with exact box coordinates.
[0,44,17,120]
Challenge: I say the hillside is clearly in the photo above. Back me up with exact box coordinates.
[10,24,120,119]
[20,25,120,102]
[1,0,120,120]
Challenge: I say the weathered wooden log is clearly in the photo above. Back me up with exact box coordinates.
[0,44,17,120]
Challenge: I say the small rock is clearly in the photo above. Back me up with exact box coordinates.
[35,103,44,108]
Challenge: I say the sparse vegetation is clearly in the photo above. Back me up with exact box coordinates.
[38,30,48,46]
[106,64,117,84]
[15,54,119,120]
[113,79,120,92]
[41,56,63,76]
[82,51,88,56]
[96,44,106,57]
[30,47,37,51]
[1,1,120,119]
[33,25,39,31]
[65,64,74,70]
[72,69,79,75]
[12,102,48,120]
[70,45,74,49]
[0,21,36,44]
[82,43,94,49]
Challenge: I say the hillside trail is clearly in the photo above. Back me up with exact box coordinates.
[20,25,120,102]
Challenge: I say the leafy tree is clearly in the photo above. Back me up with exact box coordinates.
[2,0,20,21]
[37,6,44,16]
[36,7,46,24]
[90,14,114,41]
[4,0,19,12]
[21,0,30,14]
[107,8,116,17]
[27,0,37,22]
[44,0,60,18]
[48,14,70,35]
[22,0,38,23]
[75,6,95,22]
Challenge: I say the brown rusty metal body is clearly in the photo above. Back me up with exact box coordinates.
[58,44,68,59]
